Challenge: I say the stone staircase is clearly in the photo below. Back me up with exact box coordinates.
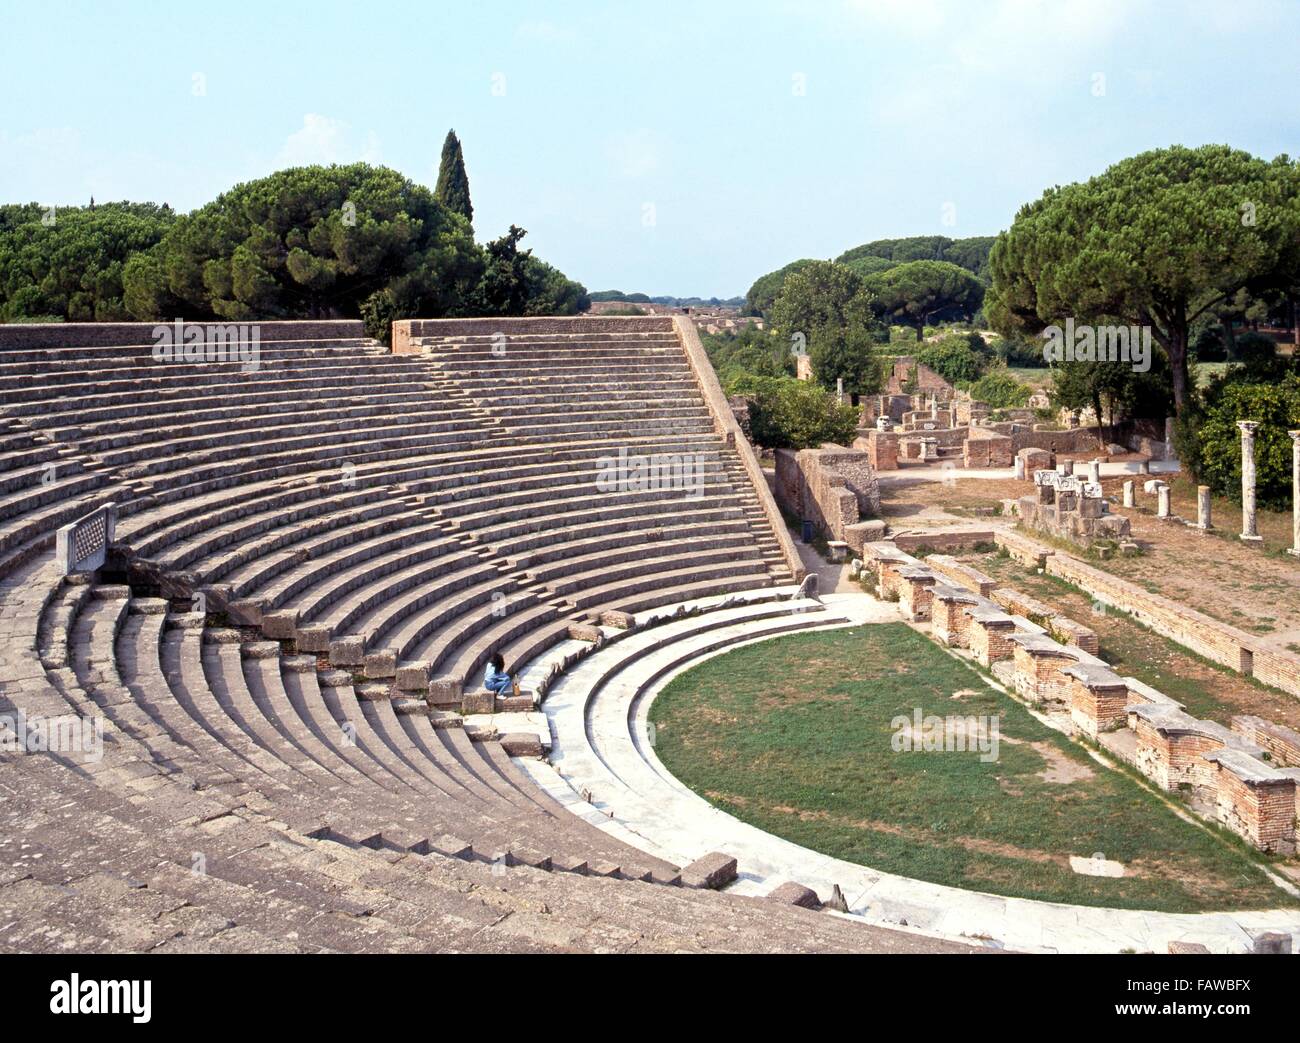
[0,318,951,953]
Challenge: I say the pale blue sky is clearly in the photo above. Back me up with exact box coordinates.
[2,0,1298,297]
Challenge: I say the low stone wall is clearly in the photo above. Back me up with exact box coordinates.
[392,315,672,354]
[891,530,995,553]
[1233,715,1300,767]
[998,529,1300,698]
[861,537,1299,852]
[0,319,363,350]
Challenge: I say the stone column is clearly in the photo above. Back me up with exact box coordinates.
[1014,455,1026,481]
[1290,431,1300,556]
[1164,417,1175,461]
[1238,421,1263,542]
[1197,485,1212,530]
[836,377,844,405]
[1088,459,1102,486]
[1122,480,1135,508]
[1157,485,1171,518]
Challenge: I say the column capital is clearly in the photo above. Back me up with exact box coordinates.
[1237,420,1259,435]
[1288,429,1300,444]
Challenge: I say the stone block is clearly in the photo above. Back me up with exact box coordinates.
[767,881,821,909]
[1251,931,1292,954]
[363,647,398,678]
[428,676,462,704]
[262,609,300,641]
[681,851,738,890]
[1167,941,1211,954]
[568,623,603,643]
[329,633,369,667]
[462,689,495,715]
[499,731,543,757]
[598,610,635,629]
[394,660,431,690]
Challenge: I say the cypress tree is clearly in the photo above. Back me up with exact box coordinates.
[434,130,473,224]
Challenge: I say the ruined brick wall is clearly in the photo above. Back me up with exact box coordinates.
[892,530,996,553]
[932,599,972,647]
[963,429,1013,468]
[1133,718,1174,790]
[1013,648,1077,705]
[969,619,1015,666]
[884,356,953,397]
[898,577,934,622]
[1251,650,1300,699]
[1214,770,1296,854]
[772,446,878,541]
[1232,716,1300,767]
[1070,679,1129,739]
[854,430,898,471]
[1044,554,1256,675]
[926,556,996,597]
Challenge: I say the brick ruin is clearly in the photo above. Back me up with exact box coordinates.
[858,538,1300,855]
[773,444,884,555]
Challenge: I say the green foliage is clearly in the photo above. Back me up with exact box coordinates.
[467,224,588,317]
[743,258,816,317]
[962,368,1033,409]
[733,375,860,450]
[122,163,484,321]
[433,129,473,224]
[836,235,995,279]
[987,144,1300,413]
[0,202,175,321]
[702,325,795,388]
[768,260,876,341]
[862,260,985,340]
[808,324,883,396]
[1048,339,1175,428]
[989,332,1047,368]
[1194,366,1300,508]
[1233,331,1279,367]
[914,331,988,384]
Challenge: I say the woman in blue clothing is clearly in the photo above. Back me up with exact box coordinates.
[483,652,513,697]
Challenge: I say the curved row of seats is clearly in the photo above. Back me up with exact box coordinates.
[7,555,942,952]
[0,319,845,948]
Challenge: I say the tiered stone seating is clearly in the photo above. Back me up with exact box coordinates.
[0,318,918,952]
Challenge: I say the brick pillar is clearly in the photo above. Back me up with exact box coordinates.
[1290,431,1300,557]
[1197,485,1212,530]
[1238,421,1262,542]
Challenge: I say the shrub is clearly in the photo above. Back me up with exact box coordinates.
[963,368,1033,409]
[735,376,861,450]
[1193,369,1300,508]
[915,331,987,384]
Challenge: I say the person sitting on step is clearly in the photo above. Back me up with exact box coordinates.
[483,652,514,698]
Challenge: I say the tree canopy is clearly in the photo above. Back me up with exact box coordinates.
[862,259,985,340]
[0,202,175,322]
[985,144,1300,414]
[743,258,817,317]
[121,163,483,321]
[836,235,995,280]
[434,129,473,225]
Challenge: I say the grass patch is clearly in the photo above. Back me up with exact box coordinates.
[650,625,1294,912]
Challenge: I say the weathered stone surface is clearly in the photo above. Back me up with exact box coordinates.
[1167,941,1211,954]
[681,851,738,890]
[1251,931,1292,954]
[499,731,543,757]
[462,690,495,715]
[767,881,821,909]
